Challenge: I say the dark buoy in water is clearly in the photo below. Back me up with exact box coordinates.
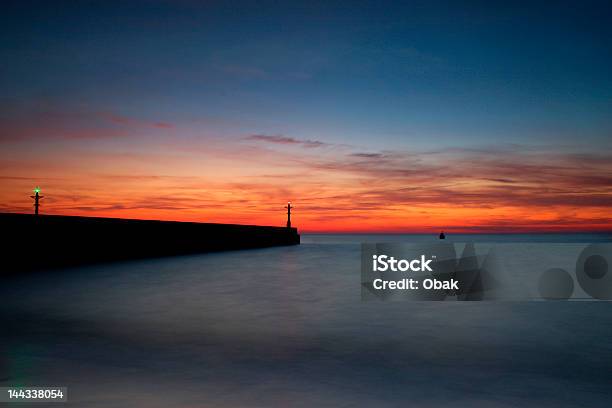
[439,231,446,240]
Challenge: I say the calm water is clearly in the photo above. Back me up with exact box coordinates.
[1,234,612,407]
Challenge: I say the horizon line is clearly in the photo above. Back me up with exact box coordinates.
[2,212,610,235]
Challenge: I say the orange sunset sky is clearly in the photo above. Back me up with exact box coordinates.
[1,128,611,233]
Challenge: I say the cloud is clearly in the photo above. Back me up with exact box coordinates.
[350,153,385,158]
[485,178,516,183]
[100,112,174,130]
[245,134,328,148]
[154,122,174,129]
[296,146,612,213]
[0,108,174,142]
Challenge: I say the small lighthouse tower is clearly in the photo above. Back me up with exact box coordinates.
[285,202,292,228]
[30,186,44,215]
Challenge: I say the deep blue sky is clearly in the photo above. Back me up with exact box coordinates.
[2,0,611,150]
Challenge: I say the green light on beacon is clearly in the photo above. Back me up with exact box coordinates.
[34,186,41,194]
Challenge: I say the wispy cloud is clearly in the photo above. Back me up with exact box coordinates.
[245,134,328,148]
[349,152,386,158]
[0,107,174,142]
[100,112,175,129]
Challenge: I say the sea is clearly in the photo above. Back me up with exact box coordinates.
[1,233,612,407]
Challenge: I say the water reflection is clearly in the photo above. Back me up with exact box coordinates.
[1,236,612,407]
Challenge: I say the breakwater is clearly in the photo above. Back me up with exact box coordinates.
[1,213,300,273]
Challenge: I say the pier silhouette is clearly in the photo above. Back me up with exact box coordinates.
[1,190,300,273]
[1,213,300,273]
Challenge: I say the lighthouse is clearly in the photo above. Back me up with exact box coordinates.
[285,202,292,228]
[30,186,44,215]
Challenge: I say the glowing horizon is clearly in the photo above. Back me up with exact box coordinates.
[1,129,610,233]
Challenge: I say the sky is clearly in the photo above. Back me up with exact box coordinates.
[1,0,611,232]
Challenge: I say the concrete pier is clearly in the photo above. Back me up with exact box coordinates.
[0,213,300,273]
